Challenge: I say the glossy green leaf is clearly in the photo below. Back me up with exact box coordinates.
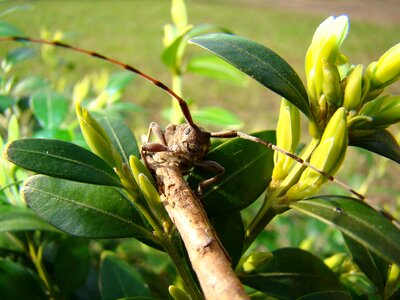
[191,106,243,129]
[0,205,59,233]
[106,72,135,95]
[343,235,389,291]
[186,54,248,85]
[291,196,400,266]
[30,90,69,129]
[0,258,46,300]
[0,20,25,36]
[349,129,400,163]
[5,138,122,187]
[188,131,274,216]
[297,290,351,300]
[100,251,151,300]
[22,175,154,240]
[190,33,310,118]
[212,212,244,267]
[240,248,344,299]
[97,116,140,167]
[55,238,90,299]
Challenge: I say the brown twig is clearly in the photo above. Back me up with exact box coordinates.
[154,165,249,300]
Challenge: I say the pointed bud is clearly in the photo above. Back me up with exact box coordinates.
[138,173,169,223]
[385,264,400,299]
[169,285,191,300]
[356,95,400,129]
[287,108,348,199]
[321,59,342,107]
[242,251,273,273]
[306,17,348,113]
[76,104,121,167]
[272,99,301,181]
[129,155,156,188]
[368,43,400,89]
[343,64,363,110]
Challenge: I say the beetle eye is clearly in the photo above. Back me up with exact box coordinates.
[183,127,191,135]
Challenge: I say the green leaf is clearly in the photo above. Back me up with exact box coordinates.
[22,175,154,240]
[13,76,50,95]
[186,54,248,85]
[5,138,122,187]
[0,258,46,300]
[0,232,25,252]
[0,205,59,233]
[297,290,351,300]
[0,95,15,113]
[0,20,25,36]
[5,47,36,66]
[32,128,73,141]
[343,235,389,292]
[191,106,243,129]
[240,248,344,299]
[212,212,244,267]
[100,251,151,300]
[291,196,400,266]
[106,72,135,95]
[349,129,400,163]
[190,33,310,118]
[30,90,69,129]
[55,238,90,299]
[97,116,140,167]
[188,131,274,216]
[161,29,188,70]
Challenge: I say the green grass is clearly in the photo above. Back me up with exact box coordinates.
[1,1,399,128]
[1,0,399,200]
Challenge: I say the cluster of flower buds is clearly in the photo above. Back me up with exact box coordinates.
[273,15,400,201]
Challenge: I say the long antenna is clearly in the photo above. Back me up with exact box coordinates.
[1,35,367,202]
[1,36,195,126]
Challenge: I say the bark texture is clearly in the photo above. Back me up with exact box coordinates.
[155,165,249,300]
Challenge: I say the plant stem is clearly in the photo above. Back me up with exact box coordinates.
[155,165,249,299]
[164,239,203,300]
[244,139,320,251]
[123,176,202,298]
[26,234,57,300]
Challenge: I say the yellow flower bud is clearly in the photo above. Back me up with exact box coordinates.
[287,108,348,199]
[305,15,349,77]
[306,18,347,112]
[343,64,363,110]
[369,43,400,89]
[272,99,301,181]
[357,95,400,129]
[385,264,400,299]
[129,155,156,188]
[138,173,169,222]
[242,251,273,273]
[76,104,121,167]
[322,59,342,107]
